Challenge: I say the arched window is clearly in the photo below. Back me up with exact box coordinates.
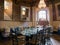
[37,8,49,21]
[38,10,47,21]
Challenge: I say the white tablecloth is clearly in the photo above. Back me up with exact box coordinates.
[21,27,43,36]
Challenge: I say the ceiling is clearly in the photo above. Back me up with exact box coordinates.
[14,0,54,6]
[16,0,49,3]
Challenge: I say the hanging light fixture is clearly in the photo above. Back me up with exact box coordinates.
[38,0,46,9]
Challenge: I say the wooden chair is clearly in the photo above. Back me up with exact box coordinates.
[43,27,53,45]
[35,27,53,45]
[10,28,25,45]
[10,28,19,45]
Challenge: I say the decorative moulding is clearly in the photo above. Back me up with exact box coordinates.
[55,2,60,21]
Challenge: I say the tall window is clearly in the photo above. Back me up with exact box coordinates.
[37,10,47,21]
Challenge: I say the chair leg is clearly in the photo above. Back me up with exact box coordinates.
[12,38,19,45]
[45,38,53,45]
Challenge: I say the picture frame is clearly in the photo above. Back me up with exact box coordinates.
[55,2,60,20]
[20,6,30,21]
[4,0,12,21]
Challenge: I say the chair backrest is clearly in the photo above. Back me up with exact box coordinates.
[14,27,21,35]
[44,26,53,38]
[10,28,15,36]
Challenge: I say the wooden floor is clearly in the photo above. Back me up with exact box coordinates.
[0,34,60,45]
[51,34,60,45]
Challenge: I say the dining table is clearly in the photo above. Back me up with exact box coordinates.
[21,27,43,36]
[20,27,43,45]
[10,26,52,45]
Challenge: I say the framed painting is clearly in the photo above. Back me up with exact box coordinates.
[4,0,12,21]
[20,6,30,21]
[55,2,60,20]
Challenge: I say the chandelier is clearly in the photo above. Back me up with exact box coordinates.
[38,0,46,9]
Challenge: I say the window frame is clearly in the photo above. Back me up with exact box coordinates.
[37,9,47,21]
